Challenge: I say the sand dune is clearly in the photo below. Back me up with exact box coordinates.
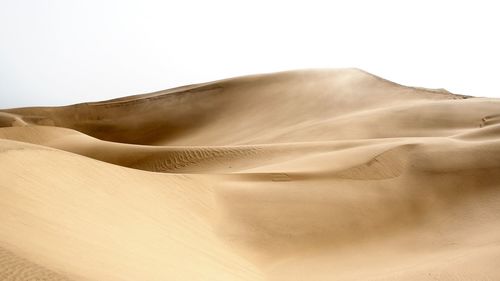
[1,69,499,280]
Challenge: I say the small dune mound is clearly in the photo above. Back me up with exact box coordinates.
[334,144,416,179]
[0,112,27,127]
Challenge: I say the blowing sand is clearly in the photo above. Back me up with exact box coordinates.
[0,68,499,280]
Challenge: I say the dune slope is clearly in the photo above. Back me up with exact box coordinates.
[1,69,500,280]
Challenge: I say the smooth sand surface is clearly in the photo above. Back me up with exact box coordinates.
[1,69,499,280]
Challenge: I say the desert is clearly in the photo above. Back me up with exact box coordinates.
[1,68,500,280]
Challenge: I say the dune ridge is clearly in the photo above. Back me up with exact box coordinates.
[1,69,499,280]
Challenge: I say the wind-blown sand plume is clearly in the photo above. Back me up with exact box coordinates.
[1,69,500,280]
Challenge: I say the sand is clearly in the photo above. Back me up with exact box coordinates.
[0,68,499,280]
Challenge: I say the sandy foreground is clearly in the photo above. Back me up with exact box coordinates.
[0,69,499,280]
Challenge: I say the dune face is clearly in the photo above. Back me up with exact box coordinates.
[1,68,499,280]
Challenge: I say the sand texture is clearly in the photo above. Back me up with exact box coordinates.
[1,69,500,280]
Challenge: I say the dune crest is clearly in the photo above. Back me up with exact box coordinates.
[1,69,500,280]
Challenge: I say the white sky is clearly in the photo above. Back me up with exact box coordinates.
[1,0,499,108]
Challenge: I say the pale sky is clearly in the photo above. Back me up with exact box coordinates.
[1,0,499,108]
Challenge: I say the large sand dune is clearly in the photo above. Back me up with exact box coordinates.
[1,69,499,280]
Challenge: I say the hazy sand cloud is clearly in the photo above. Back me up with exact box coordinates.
[0,0,499,108]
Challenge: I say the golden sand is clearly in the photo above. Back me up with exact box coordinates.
[1,69,499,280]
